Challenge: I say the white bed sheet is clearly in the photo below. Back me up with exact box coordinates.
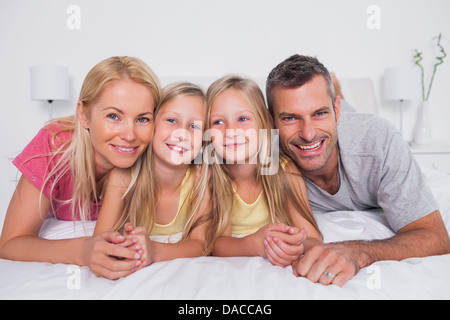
[1,167,449,300]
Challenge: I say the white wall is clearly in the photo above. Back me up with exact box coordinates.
[1,0,449,224]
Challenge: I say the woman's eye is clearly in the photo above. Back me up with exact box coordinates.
[137,117,150,123]
[107,113,119,120]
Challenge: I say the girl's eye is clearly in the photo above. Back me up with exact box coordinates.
[238,117,249,122]
[189,123,201,130]
[212,120,224,126]
[107,113,119,120]
[167,118,176,124]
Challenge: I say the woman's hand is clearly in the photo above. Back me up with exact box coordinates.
[81,231,142,280]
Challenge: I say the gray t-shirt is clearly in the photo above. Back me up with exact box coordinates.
[304,112,439,232]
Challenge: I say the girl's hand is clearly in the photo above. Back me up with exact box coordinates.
[251,223,305,262]
[264,228,307,267]
[122,223,155,269]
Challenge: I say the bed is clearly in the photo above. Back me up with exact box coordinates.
[1,76,449,300]
[0,166,449,300]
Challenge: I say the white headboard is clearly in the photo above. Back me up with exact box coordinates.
[159,76,379,115]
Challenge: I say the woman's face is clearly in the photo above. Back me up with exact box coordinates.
[209,88,260,164]
[152,95,205,167]
[78,79,156,178]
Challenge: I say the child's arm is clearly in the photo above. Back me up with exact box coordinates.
[123,209,208,266]
[93,167,132,235]
[124,222,206,267]
[124,167,212,265]
[212,222,306,258]
[264,161,322,265]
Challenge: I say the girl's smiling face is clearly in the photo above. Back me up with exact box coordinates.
[209,88,260,164]
[152,95,205,166]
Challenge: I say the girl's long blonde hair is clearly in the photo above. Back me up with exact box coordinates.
[36,56,161,222]
[204,75,319,254]
[113,82,210,247]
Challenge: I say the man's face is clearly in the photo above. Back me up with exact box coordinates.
[271,75,341,177]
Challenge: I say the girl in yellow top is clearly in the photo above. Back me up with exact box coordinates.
[94,82,210,270]
[205,75,322,267]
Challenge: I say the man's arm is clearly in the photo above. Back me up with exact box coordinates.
[294,210,450,287]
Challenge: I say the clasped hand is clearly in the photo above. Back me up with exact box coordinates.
[256,223,307,267]
[260,224,358,287]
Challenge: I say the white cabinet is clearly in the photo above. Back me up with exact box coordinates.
[410,142,450,174]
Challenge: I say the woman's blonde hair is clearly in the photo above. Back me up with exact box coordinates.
[41,56,161,222]
[113,82,210,247]
[204,75,319,254]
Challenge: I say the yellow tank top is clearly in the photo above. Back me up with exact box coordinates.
[150,167,194,236]
[230,157,291,235]
[231,189,271,235]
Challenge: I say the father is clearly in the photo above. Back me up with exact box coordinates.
[266,54,450,286]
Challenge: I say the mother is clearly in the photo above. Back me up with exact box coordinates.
[0,56,161,279]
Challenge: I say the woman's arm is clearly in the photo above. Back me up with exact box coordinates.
[0,175,141,280]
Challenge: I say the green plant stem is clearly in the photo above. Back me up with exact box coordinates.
[426,33,447,101]
[413,50,425,101]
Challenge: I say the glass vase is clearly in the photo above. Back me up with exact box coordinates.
[413,101,433,146]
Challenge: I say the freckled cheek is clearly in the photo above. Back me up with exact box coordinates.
[89,123,117,144]
[191,133,204,150]
[210,130,224,149]
[136,126,155,146]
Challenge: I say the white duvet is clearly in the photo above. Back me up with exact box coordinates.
[1,168,449,300]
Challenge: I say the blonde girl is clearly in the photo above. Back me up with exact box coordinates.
[205,75,322,266]
[0,56,161,279]
[94,82,210,268]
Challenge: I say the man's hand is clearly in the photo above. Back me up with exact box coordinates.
[292,242,359,287]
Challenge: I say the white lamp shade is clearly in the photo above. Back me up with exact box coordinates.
[30,65,70,101]
[383,67,419,101]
